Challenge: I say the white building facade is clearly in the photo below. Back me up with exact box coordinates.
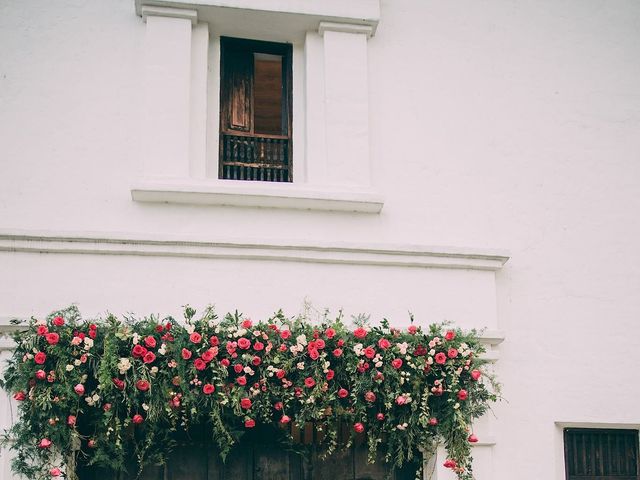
[1,1,639,479]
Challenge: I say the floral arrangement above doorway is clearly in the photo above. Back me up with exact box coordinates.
[1,306,499,480]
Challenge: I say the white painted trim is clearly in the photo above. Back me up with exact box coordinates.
[0,230,510,271]
[140,5,198,25]
[318,22,375,38]
[479,330,505,345]
[131,179,385,213]
[555,421,640,429]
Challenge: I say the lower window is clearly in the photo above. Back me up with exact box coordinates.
[564,428,639,480]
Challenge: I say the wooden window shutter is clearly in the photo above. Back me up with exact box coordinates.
[222,46,253,133]
[564,428,640,480]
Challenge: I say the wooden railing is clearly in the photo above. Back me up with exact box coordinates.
[220,132,291,182]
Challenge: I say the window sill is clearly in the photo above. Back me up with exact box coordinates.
[130,179,385,213]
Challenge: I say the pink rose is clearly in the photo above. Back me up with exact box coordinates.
[315,339,325,349]
[67,415,76,426]
[445,330,456,341]
[234,364,244,373]
[201,349,216,362]
[468,434,478,443]
[252,356,261,366]
[144,336,156,348]
[34,352,46,365]
[253,341,264,351]
[52,316,64,327]
[457,389,468,401]
[50,467,62,477]
[132,345,147,358]
[447,348,458,359]
[395,395,407,405]
[135,380,150,392]
[132,414,144,424]
[37,325,48,336]
[338,388,349,398]
[407,325,417,335]
[304,377,316,388]
[434,352,447,364]
[240,398,252,409]
[428,417,438,426]
[209,335,219,346]
[364,391,376,402]
[112,378,125,390]
[377,338,391,349]
[220,358,230,367]
[353,422,365,433]
[45,333,60,345]
[333,348,343,357]
[189,332,202,344]
[237,376,247,386]
[35,369,46,380]
[471,369,482,380]
[241,319,252,328]
[194,358,207,371]
[276,369,286,379]
[326,369,335,380]
[74,384,85,396]
[376,413,385,421]
[364,347,376,359]
[237,337,251,349]
[325,328,336,339]
[181,348,192,360]
[391,358,403,369]
[244,418,255,428]
[13,391,26,401]
[443,459,457,469]
[280,415,291,424]
[353,327,367,339]
[308,348,320,360]
[203,383,215,394]
[143,351,156,364]
[38,438,52,449]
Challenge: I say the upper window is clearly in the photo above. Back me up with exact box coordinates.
[564,428,639,480]
[219,37,293,183]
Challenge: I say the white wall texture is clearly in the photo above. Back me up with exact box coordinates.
[1,1,640,479]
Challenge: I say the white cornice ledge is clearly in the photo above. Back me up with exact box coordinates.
[131,180,385,214]
[319,22,375,38]
[0,230,510,271]
[141,5,198,25]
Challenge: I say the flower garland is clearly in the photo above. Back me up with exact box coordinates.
[0,306,499,480]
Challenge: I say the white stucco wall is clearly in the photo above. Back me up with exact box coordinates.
[1,1,640,479]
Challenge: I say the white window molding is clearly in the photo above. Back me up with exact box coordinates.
[132,0,384,213]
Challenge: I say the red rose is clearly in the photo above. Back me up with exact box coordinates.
[144,336,156,348]
[443,459,457,469]
[244,418,255,428]
[135,380,150,392]
[50,468,62,477]
[276,369,286,379]
[155,325,164,333]
[337,339,345,347]
[353,327,367,339]
[194,359,207,371]
[326,369,335,380]
[209,335,219,346]
[315,339,325,349]
[333,348,343,357]
[445,330,456,341]
[88,329,97,339]
[338,388,349,398]
[132,414,144,424]
[241,319,252,328]
[414,345,427,356]
[468,434,478,443]
[233,364,244,373]
[38,438,52,449]
[240,398,252,409]
[280,330,291,340]
[377,338,391,349]
[353,422,365,433]
[252,356,261,366]
[308,348,320,360]
[364,391,376,402]
[220,358,230,367]
[237,376,247,386]
[67,415,76,426]
[203,383,215,394]
[52,316,65,327]
[34,352,46,365]
[395,395,407,405]
[132,345,147,358]
[457,389,468,401]
[434,352,447,364]
[143,352,156,364]
[304,377,316,388]
[36,325,48,336]
[237,337,251,349]
[13,391,26,401]
[274,401,283,410]
[376,413,385,421]
[447,348,458,359]
[181,348,192,360]
[253,341,264,351]
[391,358,403,369]
[201,349,216,362]
[112,378,125,390]
[189,332,202,344]
[325,328,336,339]
[407,325,417,335]
[165,322,172,330]
[364,347,376,359]
[74,384,85,396]
[471,369,482,380]
[35,369,46,380]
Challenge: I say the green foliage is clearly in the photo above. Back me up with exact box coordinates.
[1,306,500,479]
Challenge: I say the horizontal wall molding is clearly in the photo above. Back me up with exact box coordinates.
[0,230,509,271]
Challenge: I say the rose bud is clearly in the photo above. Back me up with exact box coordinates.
[50,467,62,477]
[35,369,46,380]
[353,422,365,433]
[38,438,52,449]
[67,415,77,426]
[13,391,26,401]
[244,418,256,428]
[457,389,468,401]
[468,434,478,443]
[74,384,85,396]
[132,414,144,424]
[428,418,438,426]
[87,439,97,448]
[103,403,112,412]
[376,413,385,421]
[280,415,291,424]
[470,369,482,381]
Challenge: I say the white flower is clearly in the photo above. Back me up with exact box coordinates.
[132,333,140,345]
[375,361,383,368]
[296,334,307,346]
[85,396,95,406]
[151,366,159,374]
[208,319,217,328]
[428,340,436,348]
[158,344,166,355]
[74,359,81,366]
[427,357,434,365]
[244,366,254,375]
[353,343,364,356]
[185,324,195,334]
[92,394,100,402]
[296,362,305,370]
[118,358,132,374]
[142,403,149,411]
[253,330,261,337]
[84,338,94,349]
[237,328,247,336]
[65,365,74,372]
